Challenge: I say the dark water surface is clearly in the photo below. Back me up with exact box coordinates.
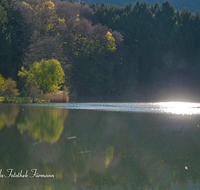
[1,102,200,190]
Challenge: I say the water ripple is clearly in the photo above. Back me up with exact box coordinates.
[25,102,200,115]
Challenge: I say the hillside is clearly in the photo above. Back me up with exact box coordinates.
[2,0,200,100]
[75,0,200,13]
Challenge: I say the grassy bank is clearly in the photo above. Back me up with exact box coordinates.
[0,96,49,103]
[0,96,30,103]
[0,91,69,103]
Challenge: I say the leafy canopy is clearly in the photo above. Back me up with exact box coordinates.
[4,78,20,97]
[0,75,19,101]
[18,59,65,94]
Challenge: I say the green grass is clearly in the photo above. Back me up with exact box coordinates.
[0,96,51,103]
[0,96,30,102]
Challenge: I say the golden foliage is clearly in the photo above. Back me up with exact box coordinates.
[105,31,116,53]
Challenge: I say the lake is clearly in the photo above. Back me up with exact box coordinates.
[1,102,200,190]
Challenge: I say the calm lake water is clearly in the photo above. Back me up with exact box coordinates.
[1,102,200,190]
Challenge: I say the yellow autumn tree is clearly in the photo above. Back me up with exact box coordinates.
[105,31,117,53]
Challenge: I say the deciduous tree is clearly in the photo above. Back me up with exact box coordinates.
[18,59,65,95]
[3,78,19,102]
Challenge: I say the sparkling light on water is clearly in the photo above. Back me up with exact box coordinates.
[27,102,200,115]
[156,102,200,115]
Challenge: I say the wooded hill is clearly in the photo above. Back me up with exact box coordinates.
[75,0,200,13]
[90,1,200,99]
[1,0,200,100]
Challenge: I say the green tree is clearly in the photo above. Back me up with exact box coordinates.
[18,59,65,95]
[0,74,6,94]
[3,78,19,102]
[0,0,28,79]
[23,75,43,102]
[0,75,20,101]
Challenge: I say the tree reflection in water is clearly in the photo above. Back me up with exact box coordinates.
[0,104,20,130]
[1,105,200,189]
[17,107,68,143]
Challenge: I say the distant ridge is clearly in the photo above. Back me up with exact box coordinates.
[74,0,200,13]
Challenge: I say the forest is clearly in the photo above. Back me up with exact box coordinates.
[76,0,200,13]
[1,0,200,101]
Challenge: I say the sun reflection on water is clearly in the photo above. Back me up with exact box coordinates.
[27,101,200,115]
[157,102,200,115]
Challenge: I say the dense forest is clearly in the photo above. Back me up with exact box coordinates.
[1,0,200,100]
[76,0,200,13]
